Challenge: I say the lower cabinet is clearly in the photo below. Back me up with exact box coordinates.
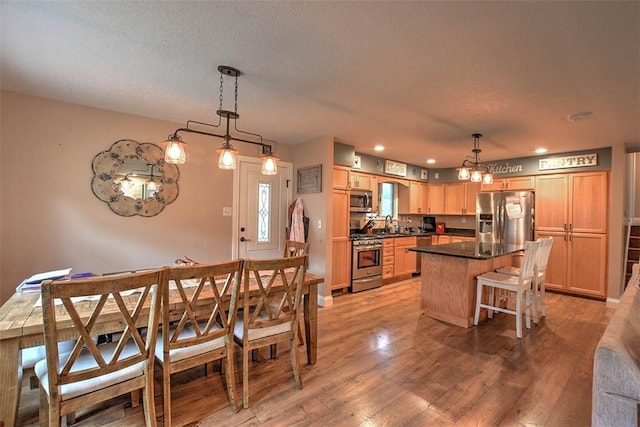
[536,231,607,298]
[382,239,394,280]
[394,236,417,277]
[331,239,351,291]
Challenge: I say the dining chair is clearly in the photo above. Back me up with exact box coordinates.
[473,240,540,338]
[234,255,307,408]
[495,237,554,323]
[35,269,164,427]
[156,260,243,424]
[282,239,310,347]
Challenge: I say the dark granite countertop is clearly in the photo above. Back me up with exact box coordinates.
[409,241,524,260]
[350,228,476,240]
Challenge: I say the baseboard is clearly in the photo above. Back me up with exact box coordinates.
[605,297,620,307]
[318,294,333,307]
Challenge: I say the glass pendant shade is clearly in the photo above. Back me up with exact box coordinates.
[163,135,187,164]
[147,179,157,191]
[470,169,483,183]
[458,167,470,180]
[261,154,279,175]
[120,175,133,189]
[217,146,238,170]
[482,173,494,185]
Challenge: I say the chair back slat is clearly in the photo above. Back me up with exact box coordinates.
[536,237,554,273]
[41,269,164,390]
[519,241,541,282]
[164,260,243,351]
[283,240,310,267]
[242,256,307,333]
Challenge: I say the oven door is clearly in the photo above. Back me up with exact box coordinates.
[352,245,382,279]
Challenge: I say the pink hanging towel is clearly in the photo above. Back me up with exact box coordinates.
[289,198,305,243]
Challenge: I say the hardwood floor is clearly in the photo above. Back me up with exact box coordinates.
[17,277,613,426]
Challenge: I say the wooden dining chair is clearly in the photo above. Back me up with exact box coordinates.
[282,239,310,347]
[156,260,243,425]
[234,255,307,408]
[496,237,554,322]
[473,241,540,338]
[35,269,164,427]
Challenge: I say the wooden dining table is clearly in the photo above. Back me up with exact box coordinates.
[0,271,323,427]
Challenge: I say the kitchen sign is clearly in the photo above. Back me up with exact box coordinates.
[539,153,598,171]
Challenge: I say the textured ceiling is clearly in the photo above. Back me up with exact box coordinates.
[1,1,638,168]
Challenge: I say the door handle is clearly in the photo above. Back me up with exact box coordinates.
[240,237,251,242]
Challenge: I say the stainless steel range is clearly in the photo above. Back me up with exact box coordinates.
[351,237,383,292]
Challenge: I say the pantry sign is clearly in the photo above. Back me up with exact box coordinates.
[539,153,598,171]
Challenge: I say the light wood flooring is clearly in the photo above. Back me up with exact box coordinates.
[17,277,614,426]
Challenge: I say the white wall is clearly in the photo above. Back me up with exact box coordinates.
[0,91,292,304]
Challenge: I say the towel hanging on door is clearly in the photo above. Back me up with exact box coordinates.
[289,197,306,243]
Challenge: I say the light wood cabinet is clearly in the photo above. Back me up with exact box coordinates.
[370,175,379,213]
[331,188,350,290]
[481,176,535,192]
[427,183,445,214]
[536,231,607,298]
[394,236,417,277]
[444,182,480,214]
[535,171,609,298]
[398,181,428,214]
[350,172,371,190]
[535,171,608,233]
[451,236,475,243]
[333,165,350,190]
[433,235,451,245]
[383,239,395,279]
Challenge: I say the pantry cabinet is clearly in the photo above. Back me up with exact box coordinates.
[534,171,609,298]
[331,170,351,291]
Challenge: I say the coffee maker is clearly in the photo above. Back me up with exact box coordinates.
[422,216,436,233]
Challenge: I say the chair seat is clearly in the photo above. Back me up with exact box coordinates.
[22,341,75,369]
[476,271,523,288]
[34,340,144,401]
[496,266,545,280]
[155,324,225,364]
[234,316,291,341]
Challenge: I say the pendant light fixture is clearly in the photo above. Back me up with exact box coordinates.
[457,133,493,185]
[146,164,158,191]
[162,65,279,175]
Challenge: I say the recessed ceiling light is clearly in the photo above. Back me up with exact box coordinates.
[374,145,384,152]
[426,159,436,164]
[535,148,548,154]
[566,111,593,122]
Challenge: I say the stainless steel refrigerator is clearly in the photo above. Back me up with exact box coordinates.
[476,191,535,245]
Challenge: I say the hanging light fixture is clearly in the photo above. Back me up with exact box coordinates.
[457,133,493,184]
[146,164,158,191]
[162,65,279,175]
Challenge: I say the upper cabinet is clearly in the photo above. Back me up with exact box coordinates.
[444,182,480,215]
[350,172,372,190]
[535,171,608,234]
[427,183,445,214]
[333,165,350,190]
[481,176,535,192]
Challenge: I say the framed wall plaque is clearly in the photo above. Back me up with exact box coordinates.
[384,160,407,177]
[297,164,322,194]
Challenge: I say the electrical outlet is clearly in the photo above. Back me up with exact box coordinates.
[222,207,232,216]
[317,220,322,229]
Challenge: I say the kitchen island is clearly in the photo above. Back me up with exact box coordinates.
[410,241,524,328]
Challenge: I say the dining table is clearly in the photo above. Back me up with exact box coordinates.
[0,271,323,427]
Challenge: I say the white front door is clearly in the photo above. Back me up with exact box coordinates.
[233,156,292,259]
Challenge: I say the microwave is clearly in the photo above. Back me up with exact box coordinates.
[350,190,373,213]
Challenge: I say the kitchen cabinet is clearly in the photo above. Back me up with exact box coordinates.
[331,188,350,290]
[398,181,428,214]
[536,231,607,298]
[444,182,480,214]
[433,235,451,245]
[451,236,475,243]
[535,171,608,233]
[333,165,350,190]
[427,183,445,214]
[350,172,371,190]
[382,239,395,280]
[370,175,379,213]
[481,176,535,192]
[535,171,609,298]
[394,236,417,277]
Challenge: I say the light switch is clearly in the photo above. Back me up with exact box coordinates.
[317,220,322,229]
[222,207,232,216]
